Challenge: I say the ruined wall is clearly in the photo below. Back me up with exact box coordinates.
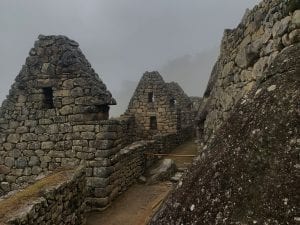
[86,119,192,209]
[199,0,300,141]
[0,35,115,195]
[125,71,179,138]
[165,82,194,129]
[0,35,197,214]
[0,168,86,225]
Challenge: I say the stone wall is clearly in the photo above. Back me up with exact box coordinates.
[0,168,86,225]
[85,119,193,209]
[165,82,195,129]
[125,71,179,138]
[198,0,300,142]
[0,34,196,213]
[125,71,197,139]
[0,35,115,196]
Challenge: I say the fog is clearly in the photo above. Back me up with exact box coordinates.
[0,0,260,116]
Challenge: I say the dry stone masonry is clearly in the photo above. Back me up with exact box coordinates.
[198,0,300,142]
[125,71,196,139]
[0,35,115,198]
[0,35,197,218]
[150,0,300,224]
[0,168,86,225]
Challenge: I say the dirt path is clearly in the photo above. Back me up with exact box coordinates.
[86,139,197,225]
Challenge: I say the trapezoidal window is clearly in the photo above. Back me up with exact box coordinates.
[150,116,157,130]
[148,92,154,103]
[42,87,54,109]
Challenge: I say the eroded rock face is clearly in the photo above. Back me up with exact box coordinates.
[149,43,300,225]
[199,0,300,141]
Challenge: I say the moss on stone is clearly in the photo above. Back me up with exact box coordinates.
[0,169,74,222]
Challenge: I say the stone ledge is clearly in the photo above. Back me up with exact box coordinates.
[0,167,86,225]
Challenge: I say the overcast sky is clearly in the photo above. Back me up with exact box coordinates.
[0,0,260,116]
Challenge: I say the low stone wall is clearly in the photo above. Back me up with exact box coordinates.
[0,167,86,225]
[86,125,194,209]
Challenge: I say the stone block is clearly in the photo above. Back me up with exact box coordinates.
[28,156,40,166]
[7,134,20,143]
[86,177,109,188]
[41,141,54,150]
[5,157,14,167]
[15,157,28,169]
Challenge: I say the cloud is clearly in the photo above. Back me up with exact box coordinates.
[0,0,260,116]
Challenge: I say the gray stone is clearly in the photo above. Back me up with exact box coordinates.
[0,182,10,192]
[147,159,177,184]
[15,157,27,169]
[7,134,20,144]
[28,156,40,166]
[272,16,291,38]
[41,141,54,150]
[292,10,300,28]
[5,157,14,167]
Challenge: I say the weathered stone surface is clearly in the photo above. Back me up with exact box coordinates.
[125,71,196,138]
[0,168,86,225]
[292,10,300,28]
[198,0,300,142]
[147,159,177,184]
[151,42,300,225]
[151,2,300,224]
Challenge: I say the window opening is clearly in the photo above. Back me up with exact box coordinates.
[43,87,54,109]
[150,116,157,130]
[148,92,154,102]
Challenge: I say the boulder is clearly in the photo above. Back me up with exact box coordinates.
[147,159,177,184]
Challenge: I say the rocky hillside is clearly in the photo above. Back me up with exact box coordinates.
[200,0,300,141]
[149,41,300,225]
[149,0,300,224]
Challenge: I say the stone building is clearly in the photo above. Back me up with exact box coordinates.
[0,35,196,212]
[125,71,196,139]
[0,35,116,196]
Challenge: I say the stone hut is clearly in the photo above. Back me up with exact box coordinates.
[0,35,116,195]
[125,71,195,139]
[125,71,178,138]
[0,35,197,211]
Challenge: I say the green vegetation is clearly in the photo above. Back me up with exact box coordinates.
[0,169,73,222]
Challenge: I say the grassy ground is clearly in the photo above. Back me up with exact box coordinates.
[0,169,74,223]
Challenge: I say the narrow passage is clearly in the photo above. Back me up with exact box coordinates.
[86,139,197,225]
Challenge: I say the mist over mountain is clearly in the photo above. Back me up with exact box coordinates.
[161,47,219,97]
[110,47,218,117]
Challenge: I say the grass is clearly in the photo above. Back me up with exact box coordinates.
[0,168,74,222]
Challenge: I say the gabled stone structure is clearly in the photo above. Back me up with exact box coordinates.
[0,35,116,195]
[125,72,178,138]
[125,71,196,139]
[0,36,196,212]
